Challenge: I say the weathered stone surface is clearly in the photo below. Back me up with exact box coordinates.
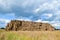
[5,20,55,31]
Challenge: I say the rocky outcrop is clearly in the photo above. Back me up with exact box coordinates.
[5,20,55,31]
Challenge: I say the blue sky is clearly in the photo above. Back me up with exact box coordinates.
[0,0,60,29]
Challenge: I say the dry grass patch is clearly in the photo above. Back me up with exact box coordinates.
[0,30,60,40]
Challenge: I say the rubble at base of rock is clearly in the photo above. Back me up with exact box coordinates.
[5,20,55,31]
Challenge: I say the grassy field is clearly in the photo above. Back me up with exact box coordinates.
[0,29,60,40]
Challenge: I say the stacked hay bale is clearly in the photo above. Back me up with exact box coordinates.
[6,20,55,31]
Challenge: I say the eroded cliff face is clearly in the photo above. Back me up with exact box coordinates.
[5,20,55,31]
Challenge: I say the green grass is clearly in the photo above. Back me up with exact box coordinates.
[0,32,33,40]
[0,29,60,40]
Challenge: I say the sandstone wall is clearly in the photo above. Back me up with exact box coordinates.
[5,20,55,31]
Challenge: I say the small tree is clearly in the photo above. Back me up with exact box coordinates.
[0,27,5,29]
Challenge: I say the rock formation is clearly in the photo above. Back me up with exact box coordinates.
[5,20,55,31]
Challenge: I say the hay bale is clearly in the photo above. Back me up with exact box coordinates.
[5,20,55,31]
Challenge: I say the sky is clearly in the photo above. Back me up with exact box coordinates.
[0,0,60,29]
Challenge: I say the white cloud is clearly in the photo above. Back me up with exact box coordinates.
[16,16,32,21]
[49,21,60,29]
[22,0,29,8]
[17,18,31,21]
[52,11,60,21]
[43,13,53,18]
[33,8,40,13]
[33,0,60,13]
[0,18,10,23]
[0,18,11,27]
[0,0,48,10]
[52,23,60,27]
[56,11,60,15]
[21,0,35,8]
[0,0,11,10]
[35,19,49,23]
[35,19,42,22]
